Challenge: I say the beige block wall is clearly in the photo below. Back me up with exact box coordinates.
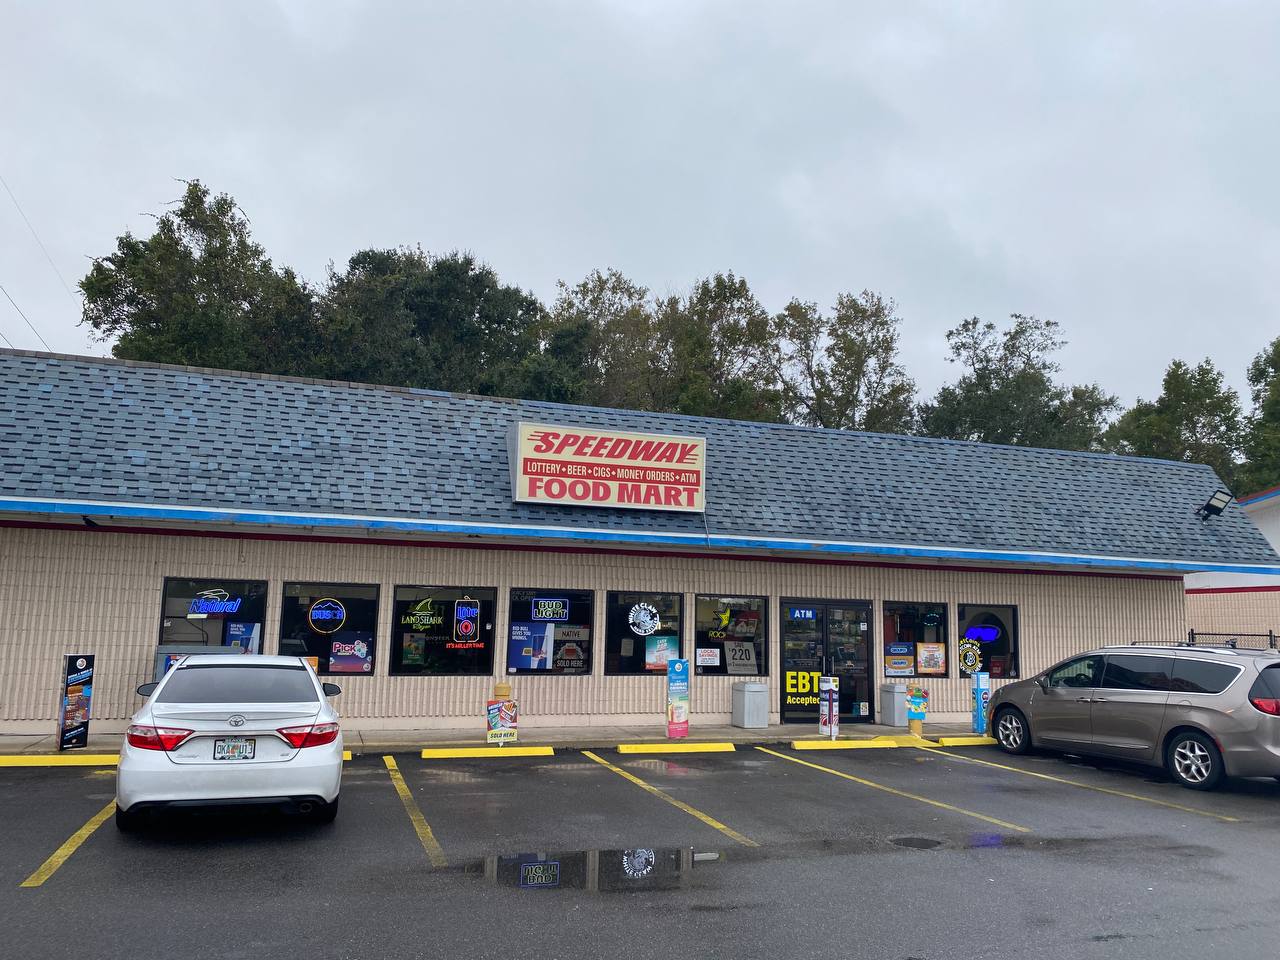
[1186,590,1280,639]
[0,525,1187,734]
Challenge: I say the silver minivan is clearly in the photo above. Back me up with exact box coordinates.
[987,645,1280,790]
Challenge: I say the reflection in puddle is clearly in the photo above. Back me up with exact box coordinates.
[459,847,722,892]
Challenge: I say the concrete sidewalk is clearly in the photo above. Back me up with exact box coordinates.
[0,721,982,756]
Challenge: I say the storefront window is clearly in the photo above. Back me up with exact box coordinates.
[506,589,593,675]
[882,602,948,678]
[279,582,379,676]
[158,578,268,651]
[605,592,683,675]
[391,586,496,676]
[958,604,1020,679]
[693,595,767,676]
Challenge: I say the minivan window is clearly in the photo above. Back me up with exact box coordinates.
[1249,665,1280,700]
[1101,655,1172,692]
[156,665,319,703]
[1047,655,1103,688]
[1170,659,1241,695]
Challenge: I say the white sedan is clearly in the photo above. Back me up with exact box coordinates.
[116,655,343,830]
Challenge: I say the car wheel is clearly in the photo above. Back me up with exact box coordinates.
[1166,731,1223,791]
[311,797,339,824]
[114,804,141,833]
[993,707,1030,755]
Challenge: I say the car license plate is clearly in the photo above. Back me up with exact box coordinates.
[213,737,255,760]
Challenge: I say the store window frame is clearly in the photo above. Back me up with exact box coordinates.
[881,601,949,679]
[604,591,685,676]
[390,585,498,677]
[505,587,595,676]
[278,580,381,677]
[157,576,269,651]
[957,603,1021,680]
[692,594,769,677]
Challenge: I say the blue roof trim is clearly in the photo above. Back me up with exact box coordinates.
[1240,487,1280,508]
[8,497,1280,577]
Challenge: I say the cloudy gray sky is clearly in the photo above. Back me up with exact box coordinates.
[2,1,1277,405]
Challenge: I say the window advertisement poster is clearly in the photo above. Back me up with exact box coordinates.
[666,658,690,738]
[224,622,261,654]
[723,639,758,675]
[552,626,589,672]
[917,643,946,675]
[328,633,374,673]
[58,654,95,751]
[486,698,518,744]
[884,642,914,677]
[818,675,839,740]
[508,622,555,671]
[645,634,678,671]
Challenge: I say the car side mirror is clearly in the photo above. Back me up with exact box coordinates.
[136,682,159,697]
[322,682,342,697]
[1035,676,1048,692]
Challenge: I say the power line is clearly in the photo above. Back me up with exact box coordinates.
[0,171,76,300]
[0,283,52,351]
[0,323,13,349]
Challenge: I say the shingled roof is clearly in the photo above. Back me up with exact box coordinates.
[2,350,1277,575]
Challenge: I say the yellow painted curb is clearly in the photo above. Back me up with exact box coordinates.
[0,754,119,767]
[936,736,997,747]
[616,742,736,754]
[343,750,352,761]
[791,735,936,750]
[421,746,555,759]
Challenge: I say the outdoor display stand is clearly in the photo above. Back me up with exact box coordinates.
[487,680,518,745]
[971,671,991,735]
[906,684,928,737]
[58,655,95,751]
[818,675,839,740]
[666,659,689,738]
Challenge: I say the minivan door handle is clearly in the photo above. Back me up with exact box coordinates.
[1092,697,1108,703]
[1075,697,1092,702]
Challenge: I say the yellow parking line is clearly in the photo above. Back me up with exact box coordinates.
[0,754,119,767]
[757,747,1031,833]
[20,800,116,887]
[420,746,554,759]
[920,747,1239,823]
[382,755,448,867]
[582,750,758,847]
[616,743,735,754]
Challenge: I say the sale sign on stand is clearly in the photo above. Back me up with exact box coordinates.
[818,676,839,740]
[666,659,689,738]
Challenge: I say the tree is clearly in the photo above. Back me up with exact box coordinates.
[1237,336,1280,494]
[80,180,319,374]
[920,314,1117,449]
[777,290,916,433]
[318,247,546,395]
[1104,359,1243,486]
[654,273,784,422]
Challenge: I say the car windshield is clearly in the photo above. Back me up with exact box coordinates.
[156,664,319,704]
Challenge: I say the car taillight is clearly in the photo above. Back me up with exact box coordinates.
[126,724,194,751]
[277,722,340,748]
[1250,697,1280,716]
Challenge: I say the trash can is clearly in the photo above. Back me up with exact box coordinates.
[880,683,908,727]
[731,682,769,729]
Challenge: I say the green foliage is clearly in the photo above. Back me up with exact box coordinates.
[1238,336,1280,494]
[777,291,916,433]
[919,315,1117,449]
[1104,359,1243,486]
[80,181,319,374]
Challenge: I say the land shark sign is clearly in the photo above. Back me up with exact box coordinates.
[510,422,706,513]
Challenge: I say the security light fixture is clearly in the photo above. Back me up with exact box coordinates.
[1196,489,1233,521]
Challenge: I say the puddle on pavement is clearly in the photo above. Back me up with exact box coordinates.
[455,846,724,892]
[889,836,943,850]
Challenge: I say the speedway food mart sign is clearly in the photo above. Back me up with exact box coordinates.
[509,422,706,513]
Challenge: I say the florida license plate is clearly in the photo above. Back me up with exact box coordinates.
[213,737,255,760]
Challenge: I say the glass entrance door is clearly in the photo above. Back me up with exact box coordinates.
[780,600,874,724]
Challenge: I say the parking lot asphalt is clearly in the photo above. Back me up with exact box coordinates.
[6,744,1280,960]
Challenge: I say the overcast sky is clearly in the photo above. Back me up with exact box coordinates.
[2,1,1277,406]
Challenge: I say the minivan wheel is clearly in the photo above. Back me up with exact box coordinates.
[1166,731,1223,791]
[993,708,1030,755]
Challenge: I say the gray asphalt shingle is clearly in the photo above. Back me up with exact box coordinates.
[0,350,1275,569]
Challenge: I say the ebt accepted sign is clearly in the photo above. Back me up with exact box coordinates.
[509,422,706,513]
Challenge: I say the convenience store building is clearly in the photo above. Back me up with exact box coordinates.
[1,350,1278,736]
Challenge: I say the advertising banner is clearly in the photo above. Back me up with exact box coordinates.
[916,642,946,675]
[508,622,555,671]
[972,671,991,734]
[906,684,929,721]
[328,634,374,673]
[666,659,690,739]
[487,698,519,744]
[818,675,839,740]
[224,622,260,653]
[723,639,758,675]
[58,654,95,751]
[509,422,706,513]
